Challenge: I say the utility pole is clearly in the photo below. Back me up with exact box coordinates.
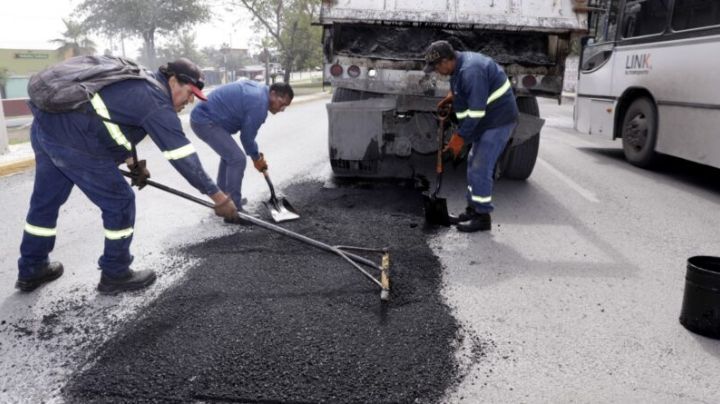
[0,96,8,155]
[264,47,270,86]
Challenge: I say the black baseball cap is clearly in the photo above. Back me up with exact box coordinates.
[423,40,455,73]
[167,58,207,101]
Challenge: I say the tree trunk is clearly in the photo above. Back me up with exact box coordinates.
[283,64,291,83]
[143,29,157,69]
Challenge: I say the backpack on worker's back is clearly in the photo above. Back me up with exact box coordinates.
[28,55,166,113]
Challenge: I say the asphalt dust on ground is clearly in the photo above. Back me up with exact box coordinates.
[64,180,475,403]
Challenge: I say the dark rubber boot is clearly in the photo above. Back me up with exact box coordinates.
[16,262,64,292]
[456,213,492,233]
[448,206,474,225]
[97,269,157,295]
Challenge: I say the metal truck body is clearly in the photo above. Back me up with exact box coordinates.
[321,0,588,178]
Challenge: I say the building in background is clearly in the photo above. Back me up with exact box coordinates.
[0,48,67,117]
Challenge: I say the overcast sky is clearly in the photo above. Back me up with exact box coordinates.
[0,0,255,56]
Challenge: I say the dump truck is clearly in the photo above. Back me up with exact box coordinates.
[320,0,588,179]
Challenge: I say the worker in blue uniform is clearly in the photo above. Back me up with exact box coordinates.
[190,81,293,221]
[424,40,518,232]
[16,58,239,294]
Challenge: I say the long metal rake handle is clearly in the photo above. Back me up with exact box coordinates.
[120,170,386,289]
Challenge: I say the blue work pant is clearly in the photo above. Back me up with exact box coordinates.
[466,122,515,214]
[18,122,134,279]
[190,121,247,207]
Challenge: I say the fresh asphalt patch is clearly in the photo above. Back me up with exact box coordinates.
[65,180,475,403]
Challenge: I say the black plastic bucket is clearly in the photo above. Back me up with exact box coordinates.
[679,256,720,339]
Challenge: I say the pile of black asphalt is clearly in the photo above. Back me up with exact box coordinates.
[65,180,461,403]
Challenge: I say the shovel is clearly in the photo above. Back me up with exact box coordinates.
[423,111,451,226]
[262,170,300,222]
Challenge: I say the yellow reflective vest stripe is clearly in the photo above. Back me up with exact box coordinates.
[90,93,132,151]
[455,78,512,121]
[487,79,511,104]
[162,144,196,160]
[104,227,134,240]
[24,222,57,237]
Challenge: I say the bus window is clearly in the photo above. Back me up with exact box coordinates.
[672,0,720,31]
[622,0,671,38]
[581,0,619,71]
[589,0,619,43]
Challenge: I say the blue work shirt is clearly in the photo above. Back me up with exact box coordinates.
[29,71,219,196]
[190,80,269,160]
[450,52,518,141]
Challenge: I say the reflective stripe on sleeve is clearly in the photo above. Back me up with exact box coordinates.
[454,79,510,121]
[104,227,134,240]
[162,144,196,160]
[24,222,57,237]
[90,94,132,151]
[455,109,486,120]
[487,79,511,105]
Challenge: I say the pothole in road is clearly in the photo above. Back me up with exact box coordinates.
[65,180,490,403]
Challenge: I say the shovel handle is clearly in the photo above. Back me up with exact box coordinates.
[436,115,446,174]
[120,170,214,209]
[262,169,278,202]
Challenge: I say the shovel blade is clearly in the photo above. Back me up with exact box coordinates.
[264,197,300,222]
[423,193,450,226]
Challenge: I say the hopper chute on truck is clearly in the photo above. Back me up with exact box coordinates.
[320,0,589,179]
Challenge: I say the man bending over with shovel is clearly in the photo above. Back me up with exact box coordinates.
[424,40,518,232]
[190,81,294,224]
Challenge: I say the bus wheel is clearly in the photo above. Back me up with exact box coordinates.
[621,97,658,168]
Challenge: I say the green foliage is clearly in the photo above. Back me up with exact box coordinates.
[77,0,211,68]
[50,19,97,58]
[233,0,322,81]
[153,31,205,66]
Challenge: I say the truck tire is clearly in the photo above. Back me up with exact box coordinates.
[620,97,658,168]
[503,96,540,180]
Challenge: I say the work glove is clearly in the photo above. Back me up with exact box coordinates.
[128,159,150,190]
[253,153,268,172]
[443,133,465,159]
[213,194,239,220]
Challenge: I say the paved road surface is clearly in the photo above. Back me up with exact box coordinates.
[1,96,719,402]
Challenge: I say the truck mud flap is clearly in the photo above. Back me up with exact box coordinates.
[511,112,545,146]
[327,98,396,162]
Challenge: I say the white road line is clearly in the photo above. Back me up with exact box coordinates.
[537,158,600,203]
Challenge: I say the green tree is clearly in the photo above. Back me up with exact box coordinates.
[233,0,322,82]
[154,30,204,65]
[50,19,97,58]
[77,0,211,69]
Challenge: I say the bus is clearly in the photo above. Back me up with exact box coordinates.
[574,0,720,169]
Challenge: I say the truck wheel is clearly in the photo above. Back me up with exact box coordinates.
[621,97,658,168]
[503,96,541,180]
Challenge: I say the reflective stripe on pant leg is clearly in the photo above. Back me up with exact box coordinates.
[467,186,492,204]
[24,222,57,237]
[19,123,75,279]
[105,227,134,240]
